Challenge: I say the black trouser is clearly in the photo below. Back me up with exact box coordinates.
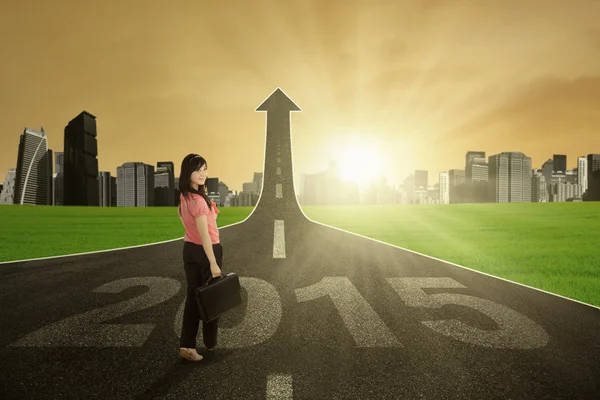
[180,241,223,349]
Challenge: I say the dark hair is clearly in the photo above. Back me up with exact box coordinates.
[178,153,212,210]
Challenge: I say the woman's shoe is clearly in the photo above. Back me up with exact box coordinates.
[203,347,216,362]
[179,347,203,361]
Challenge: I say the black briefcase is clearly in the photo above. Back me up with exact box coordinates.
[194,272,242,322]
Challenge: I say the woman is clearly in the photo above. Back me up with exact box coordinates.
[177,153,222,362]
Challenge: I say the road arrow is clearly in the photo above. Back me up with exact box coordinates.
[254,88,302,217]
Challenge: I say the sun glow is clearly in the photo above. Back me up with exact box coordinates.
[332,135,387,185]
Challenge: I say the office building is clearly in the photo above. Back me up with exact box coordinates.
[63,111,99,206]
[541,159,553,193]
[549,182,583,202]
[156,161,175,206]
[53,152,64,205]
[0,168,17,204]
[465,151,486,179]
[587,154,600,201]
[117,162,154,207]
[439,172,449,204]
[98,172,116,207]
[532,171,549,202]
[578,156,588,194]
[448,169,465,203]
[13,127,53,205]
[488,152,532,202]
[553,154,567,174]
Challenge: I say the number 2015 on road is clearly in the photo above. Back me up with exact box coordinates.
[9,276,549,350]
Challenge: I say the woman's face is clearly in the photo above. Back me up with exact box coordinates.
[190,164,207,187]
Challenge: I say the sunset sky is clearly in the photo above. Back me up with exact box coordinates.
[1,0,599,192]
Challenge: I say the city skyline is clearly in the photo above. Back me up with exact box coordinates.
[0,120,597,192]
[1,118,598,207]
[1,1,599,191]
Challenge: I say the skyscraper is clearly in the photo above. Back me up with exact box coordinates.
[116,162,154,207]
[465,151,486,179]
[488,152,532,203]
[136,163,155,207]
[553,154,567,174]
[541,159,553,194]
[13,127,53,205]
[0,169,17,204]
[253,172,263,195]
[63,111,99,206]
[532,171,548,202]
[577,156,588,194]
[154,166,172,207]
[587,154,600,201]
[157,161,175,206]
[54,152,64,206]
[448,169,465,203]
[439,172,449,204]
[98,172,116,207]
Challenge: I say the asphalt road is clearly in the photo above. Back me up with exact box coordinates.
[1,89,599,399]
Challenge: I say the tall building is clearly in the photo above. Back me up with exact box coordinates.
[465,151,486,179]
[448,169,465,203]
[465,152,488,203]
[439,172,449,204]
[553,154,567,174]
[136,163,155,206]
[488,152,532,203]
[154,166,171,206]
[206,177,219,194]
[532,171,548,202]
[578,156,588,194]
[541,159,553,193]
[116,162,154,207]
[414,170,428,189]
[53,152,64,206]
[63,111,99,206]
[174,177,180,206]
[0,168,17,204]
[156,161,175,206]
[98,172,116,207]
[587,154,600,201]
[549,182,582,202]
[117,162,136,207]
[253,172,263,195]
[13,127,53,205]
[218,181,229,207]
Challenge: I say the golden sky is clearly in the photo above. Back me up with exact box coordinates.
[1,0,599,191]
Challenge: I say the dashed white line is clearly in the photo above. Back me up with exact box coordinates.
[266,374,293,399]
[276,183,283,198]
[277,167,281,175]
[273,220,286,259]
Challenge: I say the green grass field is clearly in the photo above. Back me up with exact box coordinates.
[1,202,599,307]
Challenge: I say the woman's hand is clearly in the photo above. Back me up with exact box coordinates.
[210,262,222,278]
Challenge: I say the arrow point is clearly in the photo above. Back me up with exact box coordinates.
[255,87,302,112]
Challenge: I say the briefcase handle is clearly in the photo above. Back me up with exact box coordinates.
[205,273,225,287]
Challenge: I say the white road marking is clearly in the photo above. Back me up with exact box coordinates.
[267,374,293,400]
[276,183,283,198]
[277,167,281,175]
[277,157,281,163]
[176,277,283,348]
[295,277,402,347]
[273,220,286,258]
[387,277,550,349]
[10,277,181,347]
